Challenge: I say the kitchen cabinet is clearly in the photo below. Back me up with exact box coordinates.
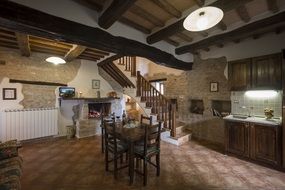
[228,58,251,91]
[225,120,281,168]
[228,53,282,91]
[251,53,282,90]
[251,123,281,166]
[225,121,250,157]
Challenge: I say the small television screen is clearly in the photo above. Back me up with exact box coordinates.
[59,87,75,98]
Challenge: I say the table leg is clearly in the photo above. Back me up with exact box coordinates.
[129,142,134,185]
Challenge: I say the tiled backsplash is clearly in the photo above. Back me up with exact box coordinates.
[231,91,282,118]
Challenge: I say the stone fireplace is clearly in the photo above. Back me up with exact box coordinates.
[60,97,121,138]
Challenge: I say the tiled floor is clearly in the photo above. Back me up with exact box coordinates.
[19,136,285,190]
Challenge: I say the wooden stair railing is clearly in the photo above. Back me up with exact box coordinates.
[136,71,176,137]
[117,56,136,77]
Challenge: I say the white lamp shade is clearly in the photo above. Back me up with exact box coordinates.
[45,56,66,65]
[183,6,224,32]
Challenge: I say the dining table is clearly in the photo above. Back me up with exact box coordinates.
[108,120,146,185]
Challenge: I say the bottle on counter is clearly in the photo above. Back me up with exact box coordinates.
[122,110,127,125]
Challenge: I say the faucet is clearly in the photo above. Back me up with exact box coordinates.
[240,106,252,117]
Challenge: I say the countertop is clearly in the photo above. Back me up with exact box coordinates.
[223,115,282,126]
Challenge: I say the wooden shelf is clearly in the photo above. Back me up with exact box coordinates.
[60,97,119,102]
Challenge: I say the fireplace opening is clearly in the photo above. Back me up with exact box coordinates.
[88,103,111,119]
[189,99,204,115]
[211,100,231,117]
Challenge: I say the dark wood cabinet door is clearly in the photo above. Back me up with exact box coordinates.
[251,124,281,166]
[251,53,282,90]
[225,121,250,157]
[228,59,251,91]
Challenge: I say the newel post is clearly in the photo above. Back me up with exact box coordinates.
[136,71,141,96]
[170,102,176,137]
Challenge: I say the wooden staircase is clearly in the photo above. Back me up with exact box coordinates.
[99,56,192,144]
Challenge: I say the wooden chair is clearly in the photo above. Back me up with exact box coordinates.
[135,115,161,186]
[104,118,128,179]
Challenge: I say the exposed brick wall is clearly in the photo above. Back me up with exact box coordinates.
[147,56,231,144]
[0,48,81,108]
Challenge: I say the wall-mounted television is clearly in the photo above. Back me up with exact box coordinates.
[59,87,75,98]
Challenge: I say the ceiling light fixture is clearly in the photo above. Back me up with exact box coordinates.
[45,56,66,65]
[245,90,278,98]
[183,6,224,32]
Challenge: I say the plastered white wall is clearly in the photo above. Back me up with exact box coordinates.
[67,59,113,98]
[147,61,184,77]
[0,77,24,111]
[200,32,285,61]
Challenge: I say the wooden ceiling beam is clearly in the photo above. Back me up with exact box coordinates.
[194,0,205,7]
[176,11,285,54]
[119,17,151,34]
[236,5,251,23]
[150,0,181,18]
[71,0,103,12]
[86,48,110,55]
[0,1,192,70]
[29,38,72,49]
[164,38,179,47]
[217,21,227,31]
[130,5,164,27]
[64,45,86,62]
[176,32,193,42]
[147,0,254,44]
[15,32,30,57]
[30,47,65,56]
[98,0,137,29]
[266,0,279,13]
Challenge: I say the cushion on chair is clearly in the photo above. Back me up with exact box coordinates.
[134,145,159,157]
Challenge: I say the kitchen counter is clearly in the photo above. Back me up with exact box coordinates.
[223,115,281,126]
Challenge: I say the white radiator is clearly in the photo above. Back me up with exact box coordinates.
[0,108,58,141]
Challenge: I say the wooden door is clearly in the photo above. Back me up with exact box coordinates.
[251,124,281,166]
[251,53,282,90]
[228,59,251,91]
[225,121,250,157]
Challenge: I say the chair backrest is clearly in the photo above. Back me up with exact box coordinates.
[140,114,153,125]
[143,121,161,156]
[104,118,118,152]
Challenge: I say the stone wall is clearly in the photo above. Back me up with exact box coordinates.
[147,56,231,144]
[0,48,81,108]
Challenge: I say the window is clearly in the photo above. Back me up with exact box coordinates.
[151,81,164,95]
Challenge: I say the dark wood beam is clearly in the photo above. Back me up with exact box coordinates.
[0,1,192,70]
[147,0,253,44]
[266,0,279,13]
[119,17,151,34]
[10,79,67,86]
[97,54,123,67]
[199,31,208,37]
[130,5,164,27]
[216,43,224,48]
[236,5,251,23]
[194,0,205,7]
[64,45,86,62]
[176,11,285,54]
[176,32,193,42]
[15,32,30,56]
[71,0,103,12]
[150,0,181,18]
[98,0,137,29]
[164,38,179,47]
[217,21,227,31]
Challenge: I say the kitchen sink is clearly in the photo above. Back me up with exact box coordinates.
[232,115,248,119]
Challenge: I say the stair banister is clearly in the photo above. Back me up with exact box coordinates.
[136,71,176,137]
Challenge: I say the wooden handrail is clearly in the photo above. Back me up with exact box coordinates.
[114,57,176,137]
[136,71,176,137]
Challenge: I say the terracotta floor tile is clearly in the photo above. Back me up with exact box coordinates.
[19,136,285,190]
